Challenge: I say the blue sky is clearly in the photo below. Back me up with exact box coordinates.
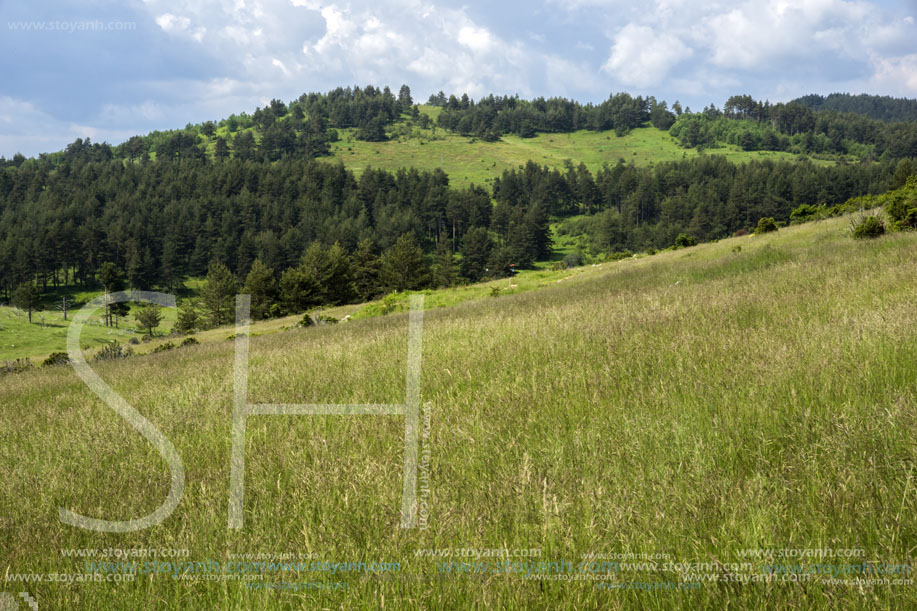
[1,0,916,157]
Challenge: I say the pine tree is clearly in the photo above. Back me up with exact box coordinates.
[351,238,382,301]
[174,299,201,334]
[134,303,163,337]
[459,227,493,282]
[242,259,277,320]
[201,261,237,327]
[12,283,40,323]
[431,240,458,288]
[380,233,429,292]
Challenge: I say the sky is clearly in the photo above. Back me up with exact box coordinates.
[1,0,916,157]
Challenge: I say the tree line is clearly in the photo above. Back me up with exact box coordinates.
[670,95,917,159]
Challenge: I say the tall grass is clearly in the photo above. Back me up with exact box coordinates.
[1,216,914,609]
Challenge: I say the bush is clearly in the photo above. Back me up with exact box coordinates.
[896,207,917,231]
[298,313,315,328]
[93,342,132,362]
[790,204,819,223]
[755,217,778,234]
[152,341,176,353]
[1,358,33,376]
[42,352,69,367]
[606,250,633,261]
[562,252,583,268]
[732,228,749,237]
[128,337,140,345]
[180,337,200,347]
[851,215,885,239]
[549,261,567,271]
[674,233,697,248]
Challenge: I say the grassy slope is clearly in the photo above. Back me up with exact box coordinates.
[2,215,915,609]
[327,119,821,188]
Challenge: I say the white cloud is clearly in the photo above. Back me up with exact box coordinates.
[603,24,691,88]
[155,13,191,32]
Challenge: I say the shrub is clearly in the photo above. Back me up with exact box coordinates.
[93,342,132,362]
[0,358,33,376]
[180,337,200,347]
[790,204,819,223]
[549,261,567,271]
[128,337,140,345]
[732,228,749,237]
[896,207,917,231]
[152,341,176,353]
[755,217,778,234]
[42,352,69,367]
[490,286,502,298]
[606,250,633,261]
[851,215,885,239]
[562,252,583,268]
[674,233,697,248]
[298,313,315,328]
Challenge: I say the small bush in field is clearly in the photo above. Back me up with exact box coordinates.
[42,352,69,367]
[755,217,778,234]
[153,341,176,353]
[674,233,697,248]
[851,215,885,239]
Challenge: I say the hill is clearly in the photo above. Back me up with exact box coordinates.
[2,212,915,609]
[792,93,917,122]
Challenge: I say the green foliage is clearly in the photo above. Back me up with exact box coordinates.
[280,267,321,314]
[431,241,459,288]
[202,262,237,327]
[180,337,200,347]
[351,238,383,302]
[174,299,201,335]
[380,234,430,292]
[93,342,133,362]
[11,283,41,323]
[242,259,278,320]
[755,217,779,234]
[674,233,697,248]
[152,341,176,353]
[790,204,821,223]
[133,303,164,337]
[459,227,493,283]
[851,215,886,239]
[42,352,69,367]
[562,252,584,268]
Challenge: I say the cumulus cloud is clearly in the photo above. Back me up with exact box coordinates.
[590,0,917,98]
[2,0,917,157]
[602,24,691,88]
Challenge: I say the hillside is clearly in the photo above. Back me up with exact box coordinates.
[327,119,815,188]
[2,213,915,609]
[792,93,917,122]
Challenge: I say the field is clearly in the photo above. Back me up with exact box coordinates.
[327,116,820,188]
[1,213,915,609]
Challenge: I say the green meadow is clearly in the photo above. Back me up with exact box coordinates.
[2,213,915,609]
[327,120,818,188]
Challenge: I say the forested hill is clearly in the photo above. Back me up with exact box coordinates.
[791,93,917,122]
[1,85,915,317]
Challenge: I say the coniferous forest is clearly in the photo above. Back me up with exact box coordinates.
[1,86,914,318]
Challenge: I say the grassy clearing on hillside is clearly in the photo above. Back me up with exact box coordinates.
[327,123,819,188]
[1,216,915,609]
